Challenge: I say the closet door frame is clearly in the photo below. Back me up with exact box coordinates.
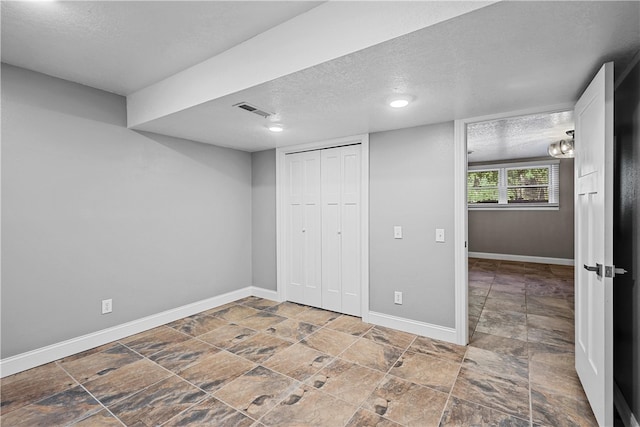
[276,134,370,322]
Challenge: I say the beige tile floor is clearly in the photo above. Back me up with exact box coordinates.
[0,260,597,426]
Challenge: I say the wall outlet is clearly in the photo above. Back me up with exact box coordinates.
[394,291,403,305]
[101,299,112,314]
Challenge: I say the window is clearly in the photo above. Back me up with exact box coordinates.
[468,170,499,204]
[468,160,559,209]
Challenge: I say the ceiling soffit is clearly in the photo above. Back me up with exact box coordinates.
[126,1,498,128]
[132,1,640,152]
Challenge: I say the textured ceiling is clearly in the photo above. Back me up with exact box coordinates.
[133,1,640,152]
[467,111,574,163]
[0,1,322,95]
[2,1,639,153]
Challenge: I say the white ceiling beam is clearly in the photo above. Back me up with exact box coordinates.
[126,1,498,128]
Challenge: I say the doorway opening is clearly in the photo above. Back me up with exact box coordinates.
[454,104,576,346]
[465,110,576,340]
[453,107,601,425]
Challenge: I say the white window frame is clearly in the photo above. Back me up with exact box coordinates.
[468,159,560,210]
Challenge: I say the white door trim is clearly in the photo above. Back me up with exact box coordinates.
[276,134,370,322]
[453,102,575,346]
[453,119,469,346]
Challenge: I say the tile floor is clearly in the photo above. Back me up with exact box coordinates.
[1,260,597,426]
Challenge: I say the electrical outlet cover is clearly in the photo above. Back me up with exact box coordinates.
[394,291,403,304]
[102,299,112,314]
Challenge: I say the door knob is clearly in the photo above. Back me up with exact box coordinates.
[584,263,628,278]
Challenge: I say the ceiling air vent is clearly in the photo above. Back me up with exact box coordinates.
[233,102,273,119]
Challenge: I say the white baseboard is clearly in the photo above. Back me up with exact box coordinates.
[367,311,458,344]
[2,290,459,378]
[615,381,640,427]
[250,287,281,301]
[468,251,574,266]
[0,286,271,378]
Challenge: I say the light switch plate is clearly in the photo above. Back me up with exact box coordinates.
[435,228,445,242]
[394,226,402,239]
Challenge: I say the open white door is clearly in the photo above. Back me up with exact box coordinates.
[574,62,614,427]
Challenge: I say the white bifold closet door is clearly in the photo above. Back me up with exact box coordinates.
[284,145,361,316]
[321,145,361,316]
[285,150,322,307]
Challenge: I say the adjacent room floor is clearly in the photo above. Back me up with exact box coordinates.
[1,260,597,426]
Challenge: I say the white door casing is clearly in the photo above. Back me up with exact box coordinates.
[574,62,614,427]
[277,133,369,321]
[322,145,361,316]
[453,102,575,346]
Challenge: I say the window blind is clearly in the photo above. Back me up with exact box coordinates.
[468,160,560,208]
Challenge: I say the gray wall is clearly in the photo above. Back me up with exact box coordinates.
[613,56,639,421]
[468,158,575,259]
[251,149,277,291]
[1,64,252,358]
[370,123,456,328]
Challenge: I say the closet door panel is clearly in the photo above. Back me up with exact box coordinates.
[303,199,322,306]
[322,148,342,312]
[342,149,360,202]
[285,151,321,307]
[288,203,305,303]
[285,156,304,303]
[341,202,360,315]
[302,153,322,306]
[341,146,361,316]
[322,203,341,311]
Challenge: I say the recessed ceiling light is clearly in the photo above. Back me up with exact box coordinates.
[388,95,414,108]
[390,99,409,108]
[268,124,284,133]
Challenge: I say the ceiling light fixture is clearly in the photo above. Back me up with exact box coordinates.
[268,124,284,133]
[548,130,575,158]
[390,99,409,108]
[388,95,413,108]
